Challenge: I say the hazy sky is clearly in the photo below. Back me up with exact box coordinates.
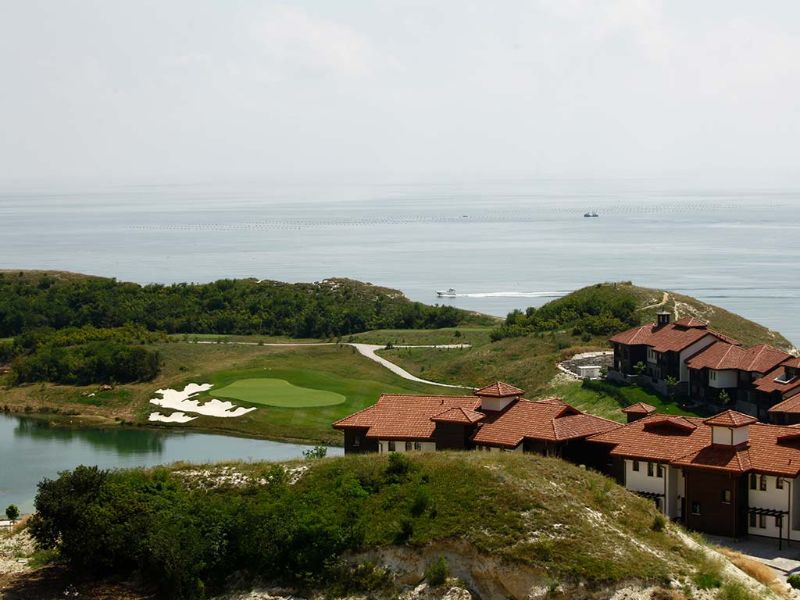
[2,1,799,183]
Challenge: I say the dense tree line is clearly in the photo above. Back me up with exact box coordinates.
[30,456,424,598]
[5,326,162,385]
[0,273,470,338]
[491,284,638,340]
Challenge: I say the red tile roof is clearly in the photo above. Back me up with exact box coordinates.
[592,411,800,476]
[471,400,619,448]
[431,407,485,424]
[609,319,737,353]
[687,342,790,374]
[622,402,657,415]
[768,391,800,415]
[474,381,525,397]
[673,424,800,476]
[643,416,698,433]
[754,361,800,396]
[703,410,757,428]
[333,394,479,440]
[590,414,709,462]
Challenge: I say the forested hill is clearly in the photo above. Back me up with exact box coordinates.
[0,271,489,338]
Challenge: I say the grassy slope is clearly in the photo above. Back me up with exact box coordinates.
[173,452,712,589]
[0,343,465,444]
[376,282,794,422]
[626,283,794,351]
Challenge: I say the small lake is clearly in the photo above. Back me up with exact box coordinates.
[0,414,342,513]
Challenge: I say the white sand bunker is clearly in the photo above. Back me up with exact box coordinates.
[148,383,257,421]
[148,411,197,423]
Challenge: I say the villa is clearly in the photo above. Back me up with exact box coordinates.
[609,313,797,419]
[332,381,618,469]
[591,409,800,544]
[608,312,738,396]
[334,383,800,544]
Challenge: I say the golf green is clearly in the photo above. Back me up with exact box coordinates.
[213,378,346,408]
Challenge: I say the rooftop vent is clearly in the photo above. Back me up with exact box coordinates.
[656,312,671,328]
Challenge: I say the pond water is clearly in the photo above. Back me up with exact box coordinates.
[0,414,342,513]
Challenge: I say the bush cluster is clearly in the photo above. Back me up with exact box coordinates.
[28,455,433,598]
[491,284,638,341]
[0,274,470,339]
[6,326,161,385]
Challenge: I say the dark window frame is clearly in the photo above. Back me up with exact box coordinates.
[633,460,639,472]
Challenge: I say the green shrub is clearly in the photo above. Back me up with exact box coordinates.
[385,453,413,480]
[425,555,449,586]
[788,574,800,589]
[717,581,760,600]
[410,487,431,517]
[5,504,19,521]
[651,514,666,532]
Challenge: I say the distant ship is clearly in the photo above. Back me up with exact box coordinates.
[583,211,599,218]
[436,288,457,298]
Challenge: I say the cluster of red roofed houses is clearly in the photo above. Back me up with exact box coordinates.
[609,312,800,424]
[334,381,800,545]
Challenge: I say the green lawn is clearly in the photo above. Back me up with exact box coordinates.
[213,377,346,408]
[545,380,704,422]
[144,343,465,444]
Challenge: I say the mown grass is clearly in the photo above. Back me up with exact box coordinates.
[348,327,494,347]
[1,342,464,444]
[545,380,702,422]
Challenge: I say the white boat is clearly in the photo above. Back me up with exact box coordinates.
[436,288,457,298]
[584,211,599,218]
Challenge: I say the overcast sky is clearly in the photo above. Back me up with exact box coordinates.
[2,1,799,183]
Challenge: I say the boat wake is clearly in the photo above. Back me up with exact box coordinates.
[451,291,567,299]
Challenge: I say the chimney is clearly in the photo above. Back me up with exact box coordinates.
[656,312,671,328]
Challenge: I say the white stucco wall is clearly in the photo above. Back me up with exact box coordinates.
[479,397,516,412]
[708,369,738,389]
[732,426,749,446]
[624,459,677,516]
[378,440,436,453]
[679,336,717,382]
[747,473,794,540]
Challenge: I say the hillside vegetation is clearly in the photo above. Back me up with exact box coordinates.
[25,452,760,599]
[380,282,794,416]
[0,271,489,339]
[491,282,793,351]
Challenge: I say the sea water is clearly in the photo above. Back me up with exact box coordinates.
[0,179,798,343]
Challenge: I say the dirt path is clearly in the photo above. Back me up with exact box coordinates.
[194,341,472,389]
[639,291,670,311]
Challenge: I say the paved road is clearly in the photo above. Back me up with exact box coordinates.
[194,340,472,389]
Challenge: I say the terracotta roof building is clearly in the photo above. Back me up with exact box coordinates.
[608,313,737,397]
[333,382,619,465]
[589,408,800,541]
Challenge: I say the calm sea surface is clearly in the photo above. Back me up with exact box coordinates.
[0,414,342,513]
[1,179,798,342]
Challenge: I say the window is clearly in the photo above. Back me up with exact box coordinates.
[379,443,384,453]
[776,516,782,528]
[388,441,396,452]
[710,371,716,381]
[750,473,757,490]
[691,502,701,516]
[405,441,412,451]
[749,513,757,528]
[721,489,731,504]
[777,477,784,490]
[657,464,665,478]
[759,515,766,529]
[760,475,767,491]
[648,462,654,477]
[414,441,422,451]
[632,460,640,472]
[353,434,361,447]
